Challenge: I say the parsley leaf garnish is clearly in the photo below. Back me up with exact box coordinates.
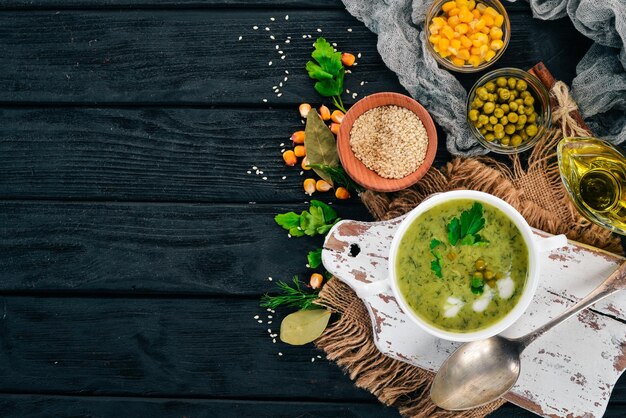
[470,277,485,294]
[307,248,323,269]
[429,238,444,278]
[274,200,339,237]
[447,202,489,246]
[306,38,346,112]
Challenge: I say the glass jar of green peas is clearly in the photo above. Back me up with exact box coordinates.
[466,68,552,154]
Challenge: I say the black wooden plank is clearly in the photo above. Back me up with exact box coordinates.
[0,107,449,202]
[0,395,402,418]
[0,201,371,294]
[0,295,374,401]
[0,8,590,105]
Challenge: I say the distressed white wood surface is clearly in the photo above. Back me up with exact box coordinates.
[322,216,626,418]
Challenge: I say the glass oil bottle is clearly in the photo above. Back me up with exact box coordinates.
[557,137,626,235]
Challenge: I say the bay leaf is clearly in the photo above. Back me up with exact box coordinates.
[279,308,331,346]
[304,110,340,185]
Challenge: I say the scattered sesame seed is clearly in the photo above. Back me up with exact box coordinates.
[280,142,285,146]
[346,89,350,94]
[287,36,291,39]
[267,328,272,333]
[285,70,289,74]
[332,42,337,47]
[270,17,275,21]
[252,166,258,170]
[238,36,243,41]
[262,99,268,103]
[311,358,315,362]
[353,62,358,66]
[285,15,289,20]
[272,85,277,89]
[347,28,352,32]
[278,50,283,54]
[278,352,283,356]
[316,28,322,32]
[275,45,279,50]
[358,52,362,58]
[254,315,259,319]
[255,170,260,174]
[305,264,310,268]
[268,321,272,324]
[268,315,273,319]
[262,176,267,180]
[307,34,312,38]
[352,93,358,98]
[268,276,273,281]
[282,176,286,180]
[268,61,273,66]
[346,69,352,74]
[272,339,276,343]
[258,320,263,323]
[302,35,307,38]
[253,26,259,30]
[281,149,285,153]
[270,35,275,40]
[274,88,280,93]
[360,81,365,86]
[265,27,270,31]
[259,170,264,174]
[279,82,283,87]
[285,39,290,44]
[284,77,288,82]
[281,55,286,59]
[266,309,272,312]
[246,170,251,174]
[287,233,292,238]
[299,170,304,175]
[277,93,282,97]
[317,355,322,358]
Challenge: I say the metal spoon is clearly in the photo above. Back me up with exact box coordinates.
[430,261,626,411]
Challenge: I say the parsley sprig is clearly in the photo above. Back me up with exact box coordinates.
[429,239,444,278]
[275,200,339,237]
[447,202,489,246]
[305,38,347,112]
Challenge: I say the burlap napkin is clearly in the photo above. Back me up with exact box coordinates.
[315,81,623,417]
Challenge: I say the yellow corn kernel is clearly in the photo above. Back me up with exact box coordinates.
[309,273,324,289]
[459,9,473,23]
[494,14,504,27]
[490,26,503,40]
[482,13,494,26]
[470,46,481,55]
[432,16,447,27]
[341,52,356,67]
[448,15,460,27]
[316,179,332,192]
[331,110,345,124]
[475,18,486,31]
[303,178,316,196]
[439,49,452,58]
[442,26,455,40]
[484,49,496,61]
[301,156,311,170]
[283,150,297,166]
[319,105,331,121]
[299,103,311,119]
[429,34,441,44]
[468,0,476,10]
[476,32,489,44]
[330,122,340,135]
[476,2,486,11]
[291,130,305,144]
[479,44,489,57]
[429,23,440,34]
[335,187,350,200]
[468,55,481,67]
[441,1,456,13]
[490,39,504,50]
[294,145,306,158]
[438,37,450,51]
[460,35,473,48]
[456,23,469,34]
[457,48,470,60]
[455,0,468,8]
[484,6,498,17]
[451,57,465,67]
[448,7,460,16]
[480,25,490,34]
[450,39,462,50]
[472,8,481,18]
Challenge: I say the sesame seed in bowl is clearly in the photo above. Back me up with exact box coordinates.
[337,92,438,192]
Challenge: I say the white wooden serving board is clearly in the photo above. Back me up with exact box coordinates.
[322,215,626,418]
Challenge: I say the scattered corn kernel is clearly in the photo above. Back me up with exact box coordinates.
[330,122,341,135]
[428,0,506,68]
[303,178,316,195]
[294,145,306,157]
[291,130,305,144]
[301,156,311,170]
[331,110,345,124]
[309,273,324,289]
[316,179,332,192]
[341,52,356,67]
[319,105,331,121]
[299,103,311,118]
[335,187,350,200]
[283,150,297,166]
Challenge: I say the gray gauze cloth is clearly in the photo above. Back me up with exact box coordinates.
[341,0,626,156]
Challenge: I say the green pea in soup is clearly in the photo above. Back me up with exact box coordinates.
[395,199,529,333]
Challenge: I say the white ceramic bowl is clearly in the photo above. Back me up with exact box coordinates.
[387,190,566,342]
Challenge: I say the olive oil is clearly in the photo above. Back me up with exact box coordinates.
[557,137,626,235]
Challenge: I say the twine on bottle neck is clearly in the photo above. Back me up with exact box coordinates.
[550,81,591,138]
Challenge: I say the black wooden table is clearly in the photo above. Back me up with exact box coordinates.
[0,1,623,417]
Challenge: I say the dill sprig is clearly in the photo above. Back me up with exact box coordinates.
[260,276,320,311]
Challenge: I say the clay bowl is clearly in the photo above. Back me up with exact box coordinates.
[337,92,438,192]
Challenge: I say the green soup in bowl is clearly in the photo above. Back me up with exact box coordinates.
[396,199,528,333]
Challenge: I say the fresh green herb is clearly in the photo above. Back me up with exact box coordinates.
[274,200,339,237]
[260,276,320,311]
[307,248,323,269]
[447,202,489,246]
[309,164,363,193]
[305,110,340,186]
[305,38,346,112]
[470,276,485,294]
[429,238,444,278]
